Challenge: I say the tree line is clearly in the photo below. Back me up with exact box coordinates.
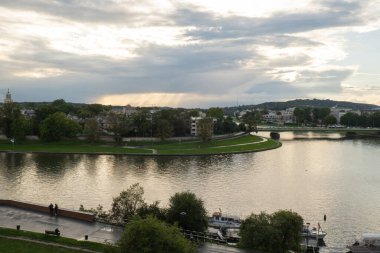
[84,183,304,253]
[0,99,249,142]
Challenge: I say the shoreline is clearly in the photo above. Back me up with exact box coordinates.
[0,135,281,157]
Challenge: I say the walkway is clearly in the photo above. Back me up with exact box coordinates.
[0,206,123,243]
[0,206,254,253]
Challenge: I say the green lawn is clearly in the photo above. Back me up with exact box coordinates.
[0,134,280,155]
[0,227,106,252]
[0,237,89,253]
[0,141,152,154]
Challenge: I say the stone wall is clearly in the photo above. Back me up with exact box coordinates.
[0,199,95,222]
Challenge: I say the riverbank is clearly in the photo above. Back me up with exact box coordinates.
[0,134,281,156]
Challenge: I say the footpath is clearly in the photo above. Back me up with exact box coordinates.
[0,206,123,243]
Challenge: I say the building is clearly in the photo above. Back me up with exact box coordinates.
[190,116,217,136]
[4,89,12,104]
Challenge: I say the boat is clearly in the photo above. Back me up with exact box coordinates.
[301,223,327,240]
[347,233,380,253]
[208,209,241,229]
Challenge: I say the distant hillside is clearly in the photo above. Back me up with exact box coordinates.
[223,99,379,115]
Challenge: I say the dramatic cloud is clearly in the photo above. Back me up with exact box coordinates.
[1,0,380,107]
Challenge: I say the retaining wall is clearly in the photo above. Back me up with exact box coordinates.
[0,199,95,222]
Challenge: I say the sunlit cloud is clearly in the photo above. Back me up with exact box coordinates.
[1,0,380,106]
[13,68,67,79]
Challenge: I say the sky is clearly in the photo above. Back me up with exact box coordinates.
[1,0,380,108]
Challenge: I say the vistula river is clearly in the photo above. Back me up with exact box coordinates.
[1,132,380,252]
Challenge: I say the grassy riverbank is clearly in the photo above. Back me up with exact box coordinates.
[0,134,280,155]
[0,227,106,253]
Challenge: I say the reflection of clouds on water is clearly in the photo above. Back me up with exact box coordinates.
[0,137,380,251]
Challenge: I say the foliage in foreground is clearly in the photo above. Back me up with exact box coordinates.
[239,210,303,253]
[118,216,196,253]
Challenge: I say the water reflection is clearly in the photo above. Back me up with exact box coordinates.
[0,135,379,251]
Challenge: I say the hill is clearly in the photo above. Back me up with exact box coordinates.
[223,99,379,115]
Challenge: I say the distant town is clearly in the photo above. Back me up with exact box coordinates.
[1,90,379,142]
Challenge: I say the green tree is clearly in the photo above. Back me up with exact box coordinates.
[83,118,100,142]
[166,191,208,232]
[240,210,303,253]
[340,112,360,127]
[197,118,213,141]
[118,216,196,253]
[241,111,259,132]
[132,110,152,137]
[271,210,303,253]
[222,116,237,133]
[110,183,145,224]
[0,102,22,138]
[109,113,131,144]
[39,112,81,141]
[155,119,173,141]
[136,201,167,221]
[11,116,32,140]
[239,212,280,253]
[324,115,337,125]
[206,107,224,121]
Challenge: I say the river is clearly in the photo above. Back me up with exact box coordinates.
[1,132,379,252]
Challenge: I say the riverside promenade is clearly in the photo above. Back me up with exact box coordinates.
[0,201,252,252]
[0,205,123,243]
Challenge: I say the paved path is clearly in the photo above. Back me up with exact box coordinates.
[1,206,254,253]
[0,206,123,243]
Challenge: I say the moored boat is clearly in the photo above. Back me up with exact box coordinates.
[302,223,327,240]
[208,210,241,229]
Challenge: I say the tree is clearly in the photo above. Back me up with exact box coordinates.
[166,191,208,232]
[324,115,337,125]
[118,216,196,253]
[110,183,145,224]
[136,201,167,221]
[0,102,22,138]
[83,118,100,142]
[11,116,32,140]
[197,118,213,142]
[39,112,81,141]
[155,119,173,141]
[240,210,303,253]
[206,107,224,121]
[312,107,330,124]
[271,210,303,253]
[241,111,259,132]
[239,212,281,253]
[109,113,131,143]
[340,112,360,127]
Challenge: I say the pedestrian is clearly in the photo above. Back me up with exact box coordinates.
[54,203,59,216]
[48,203,53,216]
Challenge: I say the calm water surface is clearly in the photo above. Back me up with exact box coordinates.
[1,132,379,251]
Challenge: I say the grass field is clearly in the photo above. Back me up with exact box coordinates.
[0,237,90,253]
[0,134,280,155]
[0,227,106,252]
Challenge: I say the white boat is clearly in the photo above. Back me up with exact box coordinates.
[348,233,380,253]
[302,223,327,240]
[208,210,241,229]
